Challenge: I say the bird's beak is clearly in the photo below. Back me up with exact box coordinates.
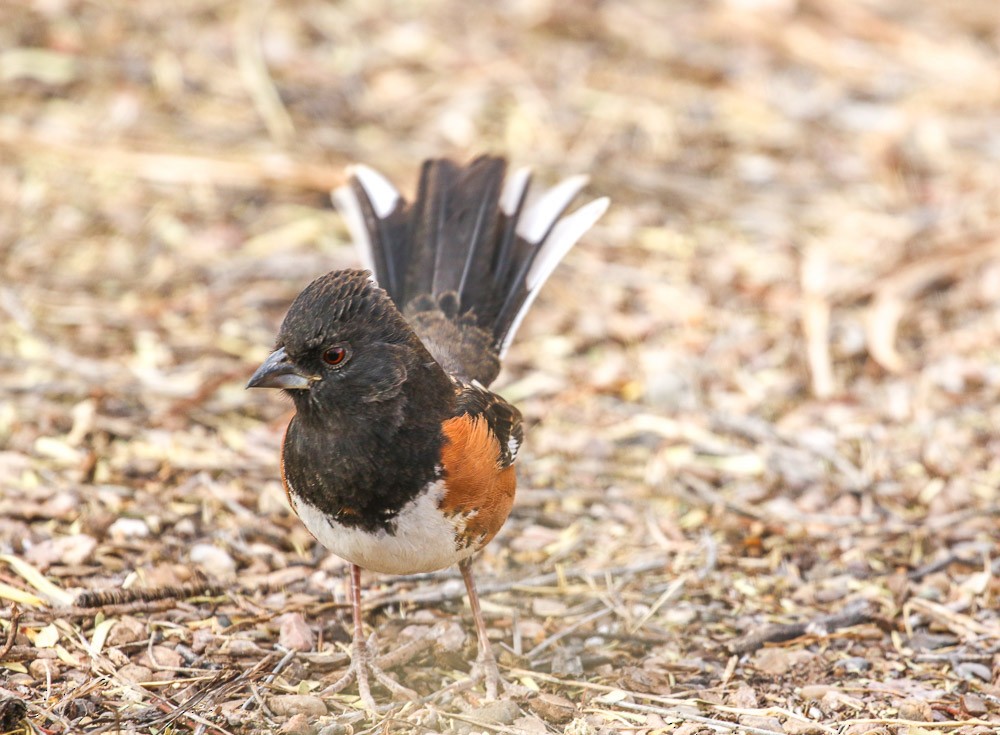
[247,347,313,390]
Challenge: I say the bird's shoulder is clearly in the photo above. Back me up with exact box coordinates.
[436,380,522,549]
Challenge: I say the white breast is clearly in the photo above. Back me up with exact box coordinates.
[289,481,478,575]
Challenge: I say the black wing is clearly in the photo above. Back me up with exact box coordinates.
[453,381,523,469]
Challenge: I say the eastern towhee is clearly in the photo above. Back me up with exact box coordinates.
[248,155,607,707]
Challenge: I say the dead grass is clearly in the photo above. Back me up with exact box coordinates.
[1,0,999,733]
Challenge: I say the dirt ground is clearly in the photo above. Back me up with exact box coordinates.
[1,0,999,733]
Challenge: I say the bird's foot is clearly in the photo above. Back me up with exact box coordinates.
[470,646,502,700]
[467,649,532,700]
[322,634,418,712]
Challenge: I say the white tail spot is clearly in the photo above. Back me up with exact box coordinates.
[331,185,375,274]
[500,166,532,216]
[349,164,400,218]
[526,197,609,291]
[516,174,590,244]
[500,196,609,357]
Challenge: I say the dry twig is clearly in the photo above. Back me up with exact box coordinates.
[74,582,230,608]
[730,599,875,654]
[866,236,1000,372]
[0,604,19,661]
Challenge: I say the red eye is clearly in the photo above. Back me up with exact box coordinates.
[322,346,348,366]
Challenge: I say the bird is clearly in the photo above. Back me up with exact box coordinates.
[247,154,608,708]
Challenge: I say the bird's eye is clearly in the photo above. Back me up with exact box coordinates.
[322,346,348,367]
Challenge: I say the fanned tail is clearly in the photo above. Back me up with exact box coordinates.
[332,155,608,383]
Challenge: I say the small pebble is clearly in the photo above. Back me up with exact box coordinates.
[799,684,834,700]
[317,724,347,735]
[672,724,711,735]
[54,698,94,720]
[782,718,828,735]
[117,664,153,685]
[511,715,547,734]
[529,693,576,724]
[28,659,59,681]
[821,689,863,712]
[408,609,437,623]
[24,534,97,568]
[107,518,150,539]
[266,695,327,718]
[278,612,314,652]
[739,715,783,732]
[280,713,317,735]
[550,648,584,676]
[454,701,519,735]
[842,725,890,735]
[140,644,183,670]
[960,693,987,716]
[752,646,814,676]
[428,621,466,653]
[898,698,933,721]
[832,657,871,674]
[191,629,215,653]
[174,643,198,665]
[106,617,147,647]
[224,638,266,657]
[189,543,236,577]
[729,684,759,708]
[954,662,992,681]
[173,518,196,536]
[532,598,567,616]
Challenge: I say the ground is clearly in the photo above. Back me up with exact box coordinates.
[1,0,999,733]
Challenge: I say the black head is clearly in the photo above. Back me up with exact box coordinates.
[248,269,446,423]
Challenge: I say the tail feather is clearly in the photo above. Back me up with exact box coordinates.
[332,155,607,380]
[492,166,531,291]
[499,196,610,356]
[426,157,506,305]
[453,159,506,299]
[515,174,590,244]
[332,164,406,297]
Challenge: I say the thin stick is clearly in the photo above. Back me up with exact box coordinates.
[0,129,342,191]
[235,0,295,145]
[367,557,667,611]
[588,700,788,735]
[801,245,834,398]
[240,647,297,711]
[526,608,612,660]
[74,582,229,608]
[729,599,874,655]
[508,667,827,729]
[0,604,19,660]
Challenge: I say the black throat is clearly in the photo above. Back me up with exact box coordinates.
[282,364,454,534]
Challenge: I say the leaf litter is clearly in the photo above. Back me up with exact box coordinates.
[1,0,999,733]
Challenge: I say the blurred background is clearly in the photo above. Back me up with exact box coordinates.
[1,0,998,730]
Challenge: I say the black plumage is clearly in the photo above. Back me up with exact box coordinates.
[276,270,456,534]
[343,154,588,386]
[248,155,605,706]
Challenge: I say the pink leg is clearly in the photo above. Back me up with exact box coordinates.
[321,564,417,710]
[459,557,501,698]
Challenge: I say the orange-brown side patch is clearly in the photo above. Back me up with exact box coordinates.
[439,414,516,549]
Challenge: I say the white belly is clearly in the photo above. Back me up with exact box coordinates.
[289,481,477,575]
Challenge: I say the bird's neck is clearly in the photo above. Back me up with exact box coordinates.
[282,370,454,534]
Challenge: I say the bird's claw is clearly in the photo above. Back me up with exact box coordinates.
[322,634,418,712]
